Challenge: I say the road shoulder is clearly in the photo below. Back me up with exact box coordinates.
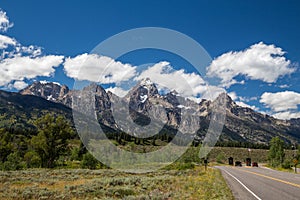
[217,166,258,200]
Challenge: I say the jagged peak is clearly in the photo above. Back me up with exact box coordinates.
[126,78,158,98]
[216,92,232,101]
[213,92,236,106]
[20,81,69,94]
[81,83,107,95]
[140,77,153,86]
[170,90,179,96]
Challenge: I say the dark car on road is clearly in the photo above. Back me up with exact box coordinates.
[235,161,242,166]
[252,162,258,167]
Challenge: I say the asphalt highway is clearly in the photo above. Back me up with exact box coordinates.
[216,165,300,200]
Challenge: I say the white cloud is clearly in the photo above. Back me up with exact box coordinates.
[278,84,289,89]
[0,9,13,32]
[207,42,295,87]
[0,8,65,88]
[260,91,300,119]
[227,91,259,110]
[13,81,28,90]
[0,55,64,86]
[1,40,42,60]
[15,45,42,57]
[260,91,300,112]
[64,57,223,101]
[228,91,238,101]
[201,85,225,100]
[236,101,258,111]
[272,111,300,120]
[135,61,209,98]
[239,96,258,102]
[228,91,258,102]
[0,34,16,49]
[64,53,137,84]
[106,86,128,97]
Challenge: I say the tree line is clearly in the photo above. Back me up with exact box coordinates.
[0,114,101,170]
[1,113,299,171]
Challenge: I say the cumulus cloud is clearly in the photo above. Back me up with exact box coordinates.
[201,85,225,100]
[135,61,209,98]
[0,9,13,32]
[64,57,224,101]
[0,34,16,49]
[227,91,258,110]
[260,91,300,112]
[228,91,238,101]
[0,55,64,86]
[13,81,28,90]
[236,101,258,111]
[272,111,300,120]
[260,91,300,119]
[0,8,64,90]
[207,42,295,87]
[106,86,128,97]
[64,53,137,84]
[15,45,42,57]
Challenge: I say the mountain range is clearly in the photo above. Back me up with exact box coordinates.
[1,79,299,145]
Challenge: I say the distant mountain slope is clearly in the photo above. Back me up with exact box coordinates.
[0,89,72,131]
[14,80,300,144]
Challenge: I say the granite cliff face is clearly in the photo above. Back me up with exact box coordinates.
[20,81,68,101]
[18,80,300,144]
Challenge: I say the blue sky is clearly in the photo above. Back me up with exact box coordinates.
[1,0,300,119]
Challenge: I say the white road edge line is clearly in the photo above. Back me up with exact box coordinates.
[222,168,262,200]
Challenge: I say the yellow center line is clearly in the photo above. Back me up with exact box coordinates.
[234,168,300,189]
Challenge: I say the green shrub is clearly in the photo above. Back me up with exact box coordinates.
[81,153,99,169]
[164,162,195,170]
[1,152,24,170]
[216,153,225,164]
[24,151,41,168]
[70,147,80,161]
[282,159,292,169]
[177,162,195,170]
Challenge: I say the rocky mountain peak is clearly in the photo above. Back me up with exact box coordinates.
[164,91,180,107]
[82,83,107,97]
[20,81,69,102]
[123,78,159,104]
[138,78,159,97]
[214,92,235,108]
[15,81,300,144]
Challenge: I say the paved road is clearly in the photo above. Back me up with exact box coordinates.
[216,166,300,200]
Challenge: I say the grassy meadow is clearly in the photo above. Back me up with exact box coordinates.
[1,145,296,199]
[0,166,233,200]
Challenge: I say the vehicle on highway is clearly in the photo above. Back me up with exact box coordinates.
[235,161,242,166]
[252,162,258,167]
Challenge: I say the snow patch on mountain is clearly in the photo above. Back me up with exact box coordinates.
[177,105,191,109]
[140,94,148,103]
[39,80,61,86]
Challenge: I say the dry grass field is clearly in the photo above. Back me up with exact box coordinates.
[0,166,233,200]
